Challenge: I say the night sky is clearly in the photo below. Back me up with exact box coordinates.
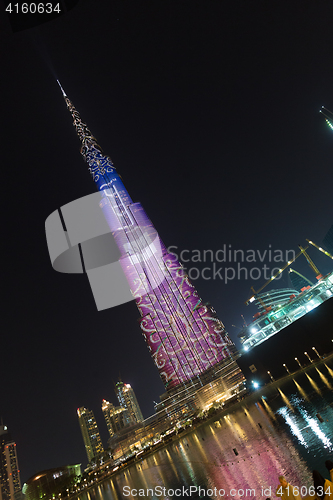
[1,0,332,484]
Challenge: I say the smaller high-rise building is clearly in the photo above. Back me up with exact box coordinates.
[101,400,115,438]
[101,400,130,437]
[77,407,104,463]
[116,381,143,424]
[0,424,21,500]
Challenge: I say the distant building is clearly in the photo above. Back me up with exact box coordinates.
[0,424,21,500]
[23,465,81,500]
[77,407,104,462]
[116,381,143,424]
[102,400,130,437]
[323,225,333,254]
[288,269,313,291]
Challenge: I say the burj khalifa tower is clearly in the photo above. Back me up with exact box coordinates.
[48,82,244,410]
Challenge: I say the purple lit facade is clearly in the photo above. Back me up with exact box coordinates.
[64,94,234,390]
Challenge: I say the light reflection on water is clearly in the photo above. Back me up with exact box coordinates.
[78,361,333,500]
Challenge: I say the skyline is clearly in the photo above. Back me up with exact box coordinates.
[1,0,333,484]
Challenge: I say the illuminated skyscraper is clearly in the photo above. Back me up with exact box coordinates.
[101,400,130,437]
[0,424,21,500]
[77,407,104,462]
[57,84,244,410]
[116,381,143,424]
[101,400,116,438]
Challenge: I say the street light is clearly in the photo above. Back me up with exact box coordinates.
[304,351,313,363]
[267,370,275,381]
[312,346,320,358]
[295,357,302,369]
[283,363,290,374]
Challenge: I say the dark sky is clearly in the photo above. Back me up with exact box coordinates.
[0,0,332,484]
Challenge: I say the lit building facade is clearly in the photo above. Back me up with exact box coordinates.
[0,425,21,500]
[101,400,129,437]
[77,407,104,462]
[58,85,243,403]
[101,400,116,438]
[116,381,143,424]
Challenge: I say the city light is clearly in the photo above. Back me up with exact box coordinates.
[312,346,321,358]
[283,363,290,374]
[295,357,302,369]
[304,352,313,363]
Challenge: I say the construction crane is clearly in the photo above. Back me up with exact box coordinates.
[245,247,307,305]
[288,268,313,287]
[245,239,328,305]
[248,286,267,309]
[245,112,332,306]
[306,239,333,260]
[241,314,247,327]
[298,245,322,279]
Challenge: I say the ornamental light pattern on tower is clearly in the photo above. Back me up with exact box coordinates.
[58,83,234,391]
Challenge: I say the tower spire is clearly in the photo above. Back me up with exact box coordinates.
[56,79,67,97]
[57,81,117,184]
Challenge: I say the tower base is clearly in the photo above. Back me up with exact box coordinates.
[155,354,246,422]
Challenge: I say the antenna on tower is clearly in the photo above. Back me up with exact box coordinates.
[57,79,67,97]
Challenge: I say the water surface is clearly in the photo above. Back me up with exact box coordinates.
[79,361,333,500]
